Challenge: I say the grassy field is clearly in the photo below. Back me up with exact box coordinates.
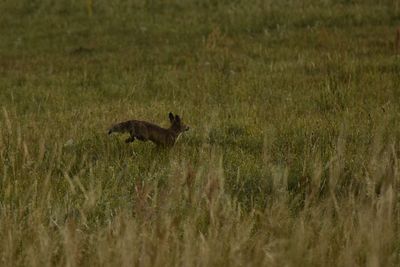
[1,0,400,266]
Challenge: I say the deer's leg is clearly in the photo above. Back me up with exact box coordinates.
[136,124,149,142]
[125,136,135,143]
[136,135,147,141]
[125,133,135,143]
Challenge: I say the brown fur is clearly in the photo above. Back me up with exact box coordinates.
[108,112,189,147]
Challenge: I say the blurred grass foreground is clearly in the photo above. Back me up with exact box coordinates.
[1,0,400,266]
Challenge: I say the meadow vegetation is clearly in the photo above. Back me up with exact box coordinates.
[1,0,400,265]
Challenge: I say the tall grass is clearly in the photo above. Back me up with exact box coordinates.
[1,0,400,266]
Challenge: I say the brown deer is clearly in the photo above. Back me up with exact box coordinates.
[108,112,189,147]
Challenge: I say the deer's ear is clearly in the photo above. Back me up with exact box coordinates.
[175,115,181,123]
[169,112,174,122]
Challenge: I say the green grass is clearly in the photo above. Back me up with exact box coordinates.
[1,0,400,266]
